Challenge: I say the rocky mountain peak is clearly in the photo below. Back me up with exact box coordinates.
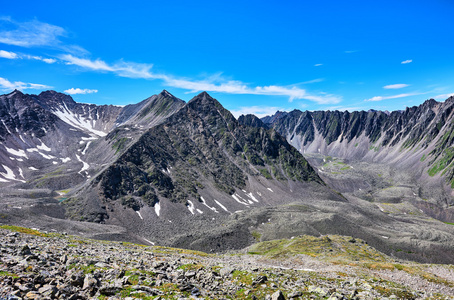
[158,89,176,99]
[238,114,268,129]
[37,90,76,109]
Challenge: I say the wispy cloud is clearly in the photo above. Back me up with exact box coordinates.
[24,54,56,64]
[383,84,409,89]
[295,78,324,85]
[1,18,342,105]
[365,93,419,102]
[314,63,323,67]
[0,50,17,59]
[0,76,51,91]
[60,54,342,104]
[0,49,56,63]
[60,54,155,79]
[433,93,454,100]
[401,59,412,64]
[345,50,359,54]
[64,88,98,95]
[0,17,87,55]
[230,106,285,118]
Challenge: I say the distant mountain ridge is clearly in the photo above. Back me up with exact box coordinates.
[262,97,454,219]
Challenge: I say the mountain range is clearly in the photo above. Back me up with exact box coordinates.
[1,89,454,263]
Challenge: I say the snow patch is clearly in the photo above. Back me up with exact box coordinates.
[232,194,249,206]
[1,165,25,182]
[136,211,143,220]
[196,208,203,214]
[214,200,230,213]
[37,152,55,160]
[143,238,155,245]
[267,188,274,192]
[246,192,259,203]
[60,157,71,163]
[154,201,161,217]
[52,161,58,165]
[75,154,90,173]
[52,103,107,136]
[5,146,28,158]
[28,167,38,171]
[37,140,51,151]
[1,120,11,134]
[187,200,195,215]
[200,197,219,213]
[81,141,92,155]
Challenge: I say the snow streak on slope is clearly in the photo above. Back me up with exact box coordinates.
[0,165,25,182]
[5,146,28,158]
[200,197,219,213]
[52,103,106,136]
[154,201,161,216]
[75,154,89,174]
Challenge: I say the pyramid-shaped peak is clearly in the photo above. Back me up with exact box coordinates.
[159,89,176,98]
[8,89,24,97]
[188,91,217,104]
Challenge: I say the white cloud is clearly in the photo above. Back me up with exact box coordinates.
[0,50,18,59]
[314,63,323,67]
[60,55,342,104]
[230,106,285,118]
[401,59,412,64]
[0,17,87,55]
[24,54,56,64]
[0,77,51,91]
[0,18,65,47]
[60,54,155,79]
[365,93,419,102]
[64,88,98,95]
[0,50,56,63]
[42,58,57,64]
[296,78,324,84]
[345,50,359,54]
[383,84,409,89]
[433,93,454,100]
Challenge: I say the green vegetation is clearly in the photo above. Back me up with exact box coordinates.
[0,271,18,279]
[247,235,387,262]
[251,231,262,242]
[177,263,204,271]
[428,147,454,176]
[112,137,130,154]
[0,225,48,237]
[259,168,272,179]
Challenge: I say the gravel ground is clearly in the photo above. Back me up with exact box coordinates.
[1,227,453,299]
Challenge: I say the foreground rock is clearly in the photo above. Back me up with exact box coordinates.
[0,227,453,299]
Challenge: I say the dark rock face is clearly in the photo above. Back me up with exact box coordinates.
[68,91,324,223]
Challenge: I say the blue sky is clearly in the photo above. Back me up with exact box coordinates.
[0,0,453,117]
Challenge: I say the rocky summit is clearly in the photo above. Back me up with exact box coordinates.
[1,226,453,299]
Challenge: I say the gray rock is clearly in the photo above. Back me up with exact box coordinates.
[271,290,286,300]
